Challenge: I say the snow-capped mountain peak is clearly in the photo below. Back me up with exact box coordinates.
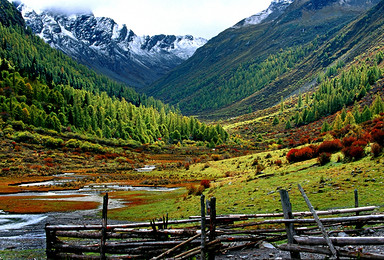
[16,3,207,88]
[233,0,294,28]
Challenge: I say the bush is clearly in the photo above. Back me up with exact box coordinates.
[65,139,81,148]
[11,121,25,131]
[186,184,205,196]
[342,146,365,161]
[13,131,37,143]
[318,152,331,165]
[352,140,367,147]
[200,179,210,188]
[371,129,384,146]
[317,139,342,154]
[371,143,382,157]
[342,136,357,147]
[287,146,317,163]
[274,159,283,166]
[41,136,64,148]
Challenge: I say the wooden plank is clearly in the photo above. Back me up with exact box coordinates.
[151,233,201,260]
[189,206,378,219]
[298,184,337,259]
[294,236,384,246]
[280,189,301,259]
[45,206,378,232]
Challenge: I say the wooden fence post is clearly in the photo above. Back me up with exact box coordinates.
[279,189,301,260]
[354,189,364,229]
[298,184,337,259]
[201,194,207,260]
[101,193,109,260]
[208,197,216,260]
[45,224,56,260]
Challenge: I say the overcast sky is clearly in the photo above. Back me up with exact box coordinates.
[15,0,273,39]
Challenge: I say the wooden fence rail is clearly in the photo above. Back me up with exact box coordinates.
[46,189,384,259]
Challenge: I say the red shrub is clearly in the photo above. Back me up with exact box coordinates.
[318,152,331,166]
[287,146,317,163]
[342,146,365,161]
[274,159,283,166]
[43,157,54,163]
[200,179,211,189]
[371,129,384,146]
[352,140,367,147]
[371,143,382,157]
[184,162,190,170]
[317,139,342,154]
[342,136,357,147]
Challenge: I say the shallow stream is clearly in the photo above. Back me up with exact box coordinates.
[0,173,178,250]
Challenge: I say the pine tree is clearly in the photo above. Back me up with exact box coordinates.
[280,96,284,112]
[332,114,343,130]
[297,91,302,108]
[343,111,356,126]
[321,121,330,133]
[340,107,347,122]
[285,120,292,130]
[361,105,372,122]
[371,94,384,115]
[272,116,279,125]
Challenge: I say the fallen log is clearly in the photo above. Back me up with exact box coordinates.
[294,236,384,246]
[278,244,384,259]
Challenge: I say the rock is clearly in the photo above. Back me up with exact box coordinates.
[260,241,275,249]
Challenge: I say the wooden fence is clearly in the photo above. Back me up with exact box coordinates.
[45,187,384,259]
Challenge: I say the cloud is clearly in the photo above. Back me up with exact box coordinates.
[14,0,272,38]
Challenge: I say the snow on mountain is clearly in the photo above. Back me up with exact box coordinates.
[16,3,207,88]
[233,0,293,28]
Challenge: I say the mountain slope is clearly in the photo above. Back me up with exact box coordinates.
[147,0,381,118]
[0,0,228,146]
[16,3,207,88]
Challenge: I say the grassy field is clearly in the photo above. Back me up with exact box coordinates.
[107,149,384,221]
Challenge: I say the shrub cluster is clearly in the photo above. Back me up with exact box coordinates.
[186,184,205,196]
[287,135,369,163]
[13,131,64,148]
[371,143,382,157]
[341,136,367,161]
[318,152,331,165]
[317,139,342,154]
[286,146,317,163]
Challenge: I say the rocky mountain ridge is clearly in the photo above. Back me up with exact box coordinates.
[16,3,207,88]
[233,0,294,28]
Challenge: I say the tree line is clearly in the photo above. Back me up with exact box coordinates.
[0,2,228,147]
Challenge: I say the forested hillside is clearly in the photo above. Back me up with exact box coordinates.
[0,0,228,147]
[147,0,381,118]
